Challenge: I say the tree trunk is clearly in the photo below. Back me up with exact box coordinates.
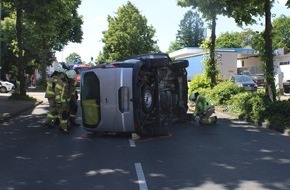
[16,0,26,97]
[209,14,217,87]
[41,36,47,87]
[264,0,276,102]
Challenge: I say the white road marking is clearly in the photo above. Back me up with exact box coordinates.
[129,139,136,147]
[134,163,148,190]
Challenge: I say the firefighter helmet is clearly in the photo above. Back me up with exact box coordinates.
[66,69,77,79]
[55,64,67,73]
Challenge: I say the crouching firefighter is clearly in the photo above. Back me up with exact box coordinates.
[66,69,80,127]
[189,92,217,125]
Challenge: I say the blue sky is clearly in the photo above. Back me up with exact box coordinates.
[55,0,289,63]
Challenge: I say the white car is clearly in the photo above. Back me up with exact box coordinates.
[0,80,15,93]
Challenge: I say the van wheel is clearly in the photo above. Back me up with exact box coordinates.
[141,85,154,113]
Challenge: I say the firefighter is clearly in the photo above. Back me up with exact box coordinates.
[189,92,217,125]
[44,64,67,127]
[55,70,71,134]
[66,69,80,127]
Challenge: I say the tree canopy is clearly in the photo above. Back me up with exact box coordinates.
[1,0,83,96]
[272,15,290,52]
[99,1,158,62]
[176,10,205,48]
[216,32,242,48]
[176,0,275,100]
[66,53,82,64]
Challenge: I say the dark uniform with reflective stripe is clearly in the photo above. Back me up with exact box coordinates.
[68,79,79,126]
[55,75,71,133]
[45,72,61,126]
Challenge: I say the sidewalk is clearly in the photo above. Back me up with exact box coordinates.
[0,92,46,124]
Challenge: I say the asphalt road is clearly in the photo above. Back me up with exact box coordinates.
[0,98,290,190]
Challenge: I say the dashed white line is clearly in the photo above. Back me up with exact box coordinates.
[134,163,148,190]
[129,139,136,147]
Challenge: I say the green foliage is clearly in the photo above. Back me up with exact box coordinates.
[227,92,250,115]
[228,92,268,122]
[200,38,219,86]
[167,41,182,53]
[176,10,205,48]
[272,15,290,52]
[216,32,242,48]
[1,0,83,96]
[207,83,289,132]
[264,100,290,131]
[207,81,244,106]
[100,2,157,62]
[202,55,219,84]
[188,74,211,94]
[238,29,258,48]
[66,53,82,64]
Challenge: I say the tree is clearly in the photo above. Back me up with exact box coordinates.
[216,32,242,48]
[100,2,157,62]
[26,0,83,85]
[167,40,182,53]
[286,0,290,7]
[66,52,82,64]
[1,0,83,97]
[272,15,290,52]
[177,0,273,96]
[176,10,205,48]
[239,29,259,48]
[1,13,18,80]
[263,0,276,102]
[177,0,227,86]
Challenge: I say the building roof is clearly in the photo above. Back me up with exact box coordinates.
[169,47,257,60]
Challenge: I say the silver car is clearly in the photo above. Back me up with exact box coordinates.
[80,53,189,136]
[229,75,258,92]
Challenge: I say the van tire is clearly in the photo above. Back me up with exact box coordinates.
[141,85,154,113]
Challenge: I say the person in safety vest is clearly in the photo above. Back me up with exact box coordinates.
[55,70,71,134]
[66,69,80,127]
[44,64,67,127]
[189,92,217,125]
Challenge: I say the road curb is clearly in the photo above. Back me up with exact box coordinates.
[0,101,43,124]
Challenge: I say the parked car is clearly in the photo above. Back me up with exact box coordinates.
[80,53,189,136]
[250,74,265,87]
[229,74,258,92]
[0,80,15,93]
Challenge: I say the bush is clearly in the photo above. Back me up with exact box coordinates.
[188,74,211,95]
[264,100,290,131]
[227,92,249,115]
[245,92,269,123]
[208,81,244,106]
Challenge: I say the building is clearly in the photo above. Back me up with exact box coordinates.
[169,47,255,81]
[169,47,290,93]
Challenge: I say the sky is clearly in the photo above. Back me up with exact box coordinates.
[55,0,290,63]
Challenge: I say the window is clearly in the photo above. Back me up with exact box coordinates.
[279,61,289,65]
